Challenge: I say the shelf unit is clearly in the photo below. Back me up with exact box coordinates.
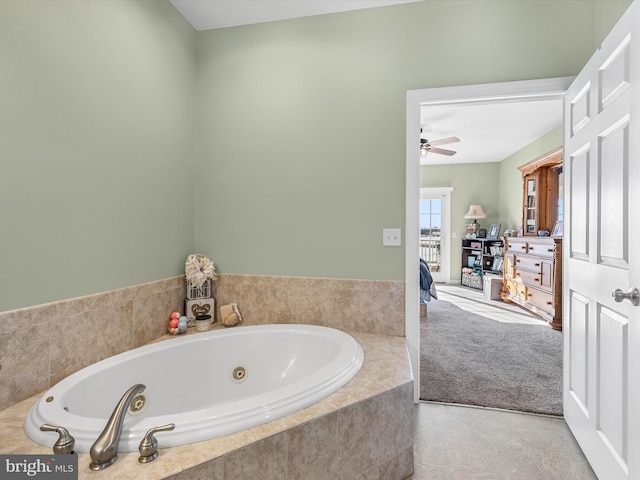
[461,237,504,289]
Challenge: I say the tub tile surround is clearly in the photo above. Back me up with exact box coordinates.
[0,273,404,411]
[0,331,414,480]
[0,277,186,411]
[214,274,405,336]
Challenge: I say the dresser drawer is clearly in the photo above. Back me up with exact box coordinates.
[507,239,528,254]
[517,269,542,288]
[516,261,553,291]
[515,255,543,272]
[526,241,557,258]
[526,287,555,313]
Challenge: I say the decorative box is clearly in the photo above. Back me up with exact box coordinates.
[187,279,212,300]
[483,275,503,300]
[185,298,215,324]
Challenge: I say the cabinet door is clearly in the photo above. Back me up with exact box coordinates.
[539,259,553,290]
[504,253,516,278]
[523,173,539,235]
[503,276,524,297]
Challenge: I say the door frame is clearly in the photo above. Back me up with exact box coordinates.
[405,77,574,402]
[420,187,452,284]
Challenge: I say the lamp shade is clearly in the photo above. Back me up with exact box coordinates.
[464,205,487,219]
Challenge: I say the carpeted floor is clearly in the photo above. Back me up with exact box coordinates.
[420,287,563,416]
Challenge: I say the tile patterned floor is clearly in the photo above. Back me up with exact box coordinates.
[411,402,597,480]
[411,284,597,480]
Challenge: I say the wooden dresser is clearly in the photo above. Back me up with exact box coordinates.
[501,236,562,330]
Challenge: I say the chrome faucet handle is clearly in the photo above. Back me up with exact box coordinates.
[138,423,175,463]
[40,424,75,455]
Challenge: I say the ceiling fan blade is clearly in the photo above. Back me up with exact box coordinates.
[429,147,457,156]
[427,136,460,146]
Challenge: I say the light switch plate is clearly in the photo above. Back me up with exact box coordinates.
[383,228,402,246]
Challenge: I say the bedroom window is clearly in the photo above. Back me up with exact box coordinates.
[420,198,442,272]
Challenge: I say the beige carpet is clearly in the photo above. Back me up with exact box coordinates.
[420,286,563,416]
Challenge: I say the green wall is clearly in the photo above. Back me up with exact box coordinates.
[0,0,196,311]
[595,0,633,44]
[194,0,623,281]
[0,0,632,311]
[421,162,501,279]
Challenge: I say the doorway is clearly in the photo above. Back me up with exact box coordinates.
[405,77,574,402]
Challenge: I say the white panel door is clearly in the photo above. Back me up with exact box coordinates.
[563,2,640,479]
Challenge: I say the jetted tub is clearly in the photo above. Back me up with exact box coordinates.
[25,324,364,452]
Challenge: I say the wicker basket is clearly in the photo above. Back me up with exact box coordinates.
[461,272,483,289]
[195,315,212,332]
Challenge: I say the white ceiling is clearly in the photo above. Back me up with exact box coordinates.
[169,0,563,166]
[420,99,563,165]
[169,0,421,31]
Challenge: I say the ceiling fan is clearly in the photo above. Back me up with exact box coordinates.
[419,136,460,158]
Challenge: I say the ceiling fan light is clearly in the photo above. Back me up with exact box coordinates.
[419,136,459,158]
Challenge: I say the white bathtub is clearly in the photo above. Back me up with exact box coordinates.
[24,324,364,453]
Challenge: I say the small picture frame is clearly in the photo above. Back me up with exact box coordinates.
[492,256,504,272]
[467,255,476,268]
[487,223,501,239]
[477,228,487,238]
[552,220,563,236]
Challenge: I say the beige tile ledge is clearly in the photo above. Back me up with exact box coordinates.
[0,276,185,334]
[0,330,412,480]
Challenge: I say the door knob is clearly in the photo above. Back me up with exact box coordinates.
[612,287,639,306]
